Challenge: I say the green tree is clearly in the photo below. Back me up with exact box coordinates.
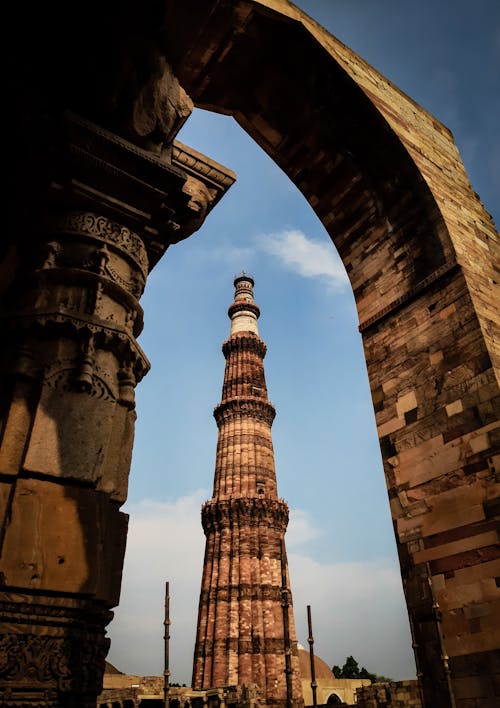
[342,656,360,678]
[331,656,392,684]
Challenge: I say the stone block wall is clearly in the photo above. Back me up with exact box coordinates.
[356,681,422,707]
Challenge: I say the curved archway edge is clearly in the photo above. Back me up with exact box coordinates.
[163,2,499,706]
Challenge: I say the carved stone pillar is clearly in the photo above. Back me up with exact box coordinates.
[2,34,234,702]
[0,202,150,703]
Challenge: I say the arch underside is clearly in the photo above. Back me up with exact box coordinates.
[164,2,499,707]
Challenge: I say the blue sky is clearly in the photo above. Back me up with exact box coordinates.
[107,0,500,684]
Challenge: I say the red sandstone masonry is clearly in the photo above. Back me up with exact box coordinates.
[192,277,303,708]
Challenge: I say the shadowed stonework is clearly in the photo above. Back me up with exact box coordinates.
[1,1,498,706]
[1,3,235,701]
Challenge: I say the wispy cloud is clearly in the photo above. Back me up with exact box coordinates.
[108,491,414,683]
[174,229,348,292]
[256,229,348,290]
[108,490,208,680]
[212,245,256,266]
[287,508,321,548]
[289,552,415,680]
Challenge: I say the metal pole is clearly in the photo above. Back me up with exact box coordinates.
[307,605,317,708]
[164,581,171,708]
[280,540,293,708]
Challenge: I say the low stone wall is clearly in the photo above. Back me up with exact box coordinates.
[355,681,422,707]
[98,686,139,707]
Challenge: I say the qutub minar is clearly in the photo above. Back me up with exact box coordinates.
[192,275,304,708]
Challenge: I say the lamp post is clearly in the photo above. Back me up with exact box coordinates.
[164,581,171,708]
[307,605,317,708]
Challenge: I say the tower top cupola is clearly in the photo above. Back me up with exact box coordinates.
[228,271,260,335]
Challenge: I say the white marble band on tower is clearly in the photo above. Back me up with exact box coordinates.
[228,272,260,335]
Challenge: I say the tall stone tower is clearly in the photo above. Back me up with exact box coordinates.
[192,275,303,708]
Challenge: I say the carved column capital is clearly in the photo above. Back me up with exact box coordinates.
[4,19,235,705]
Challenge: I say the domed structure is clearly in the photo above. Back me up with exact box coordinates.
[296,646,371,706]
[297,647,335,682]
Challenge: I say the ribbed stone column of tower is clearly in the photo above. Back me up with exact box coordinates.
[192,275,303,708]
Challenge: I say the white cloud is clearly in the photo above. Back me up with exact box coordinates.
[165,229,348,292]
[256,229,348,290]
[107,490,208,680]
[289,553,415,681]
[108,491,415,684]
[287,508,321,549]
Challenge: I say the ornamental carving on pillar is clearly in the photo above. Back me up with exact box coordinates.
[0,633,108,694]
[4,25,235,704]
[0,593,111,705]
[47,210,149,280]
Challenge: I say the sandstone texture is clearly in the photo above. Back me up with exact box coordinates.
[162,3,499,706]
[2,1,498,706]
[193,276,303,708]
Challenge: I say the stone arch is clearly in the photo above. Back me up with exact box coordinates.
[2,1,498,707]
[162,2,499,707]
[326,694,342,705]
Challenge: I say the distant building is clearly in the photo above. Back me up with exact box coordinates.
[98,650,372,708]
[296,646,370,705]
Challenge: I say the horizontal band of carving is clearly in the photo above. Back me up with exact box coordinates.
[217,432,274,450]
[173,142,236,193]
[0,633,108,696]
[227,300,260,320]
[20,267,144,327]
[222,332,267,358]
[359,261,460,332]
[202,497,289,532]
[0,595,112,629]
[199,583,286,603]
[47,210,149,278]
[194,636,295,658]
[214,397,276,426]
[3,311,150,381]
[0,593,110,697]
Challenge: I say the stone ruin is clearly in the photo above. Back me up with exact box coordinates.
[1,1,498,706]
